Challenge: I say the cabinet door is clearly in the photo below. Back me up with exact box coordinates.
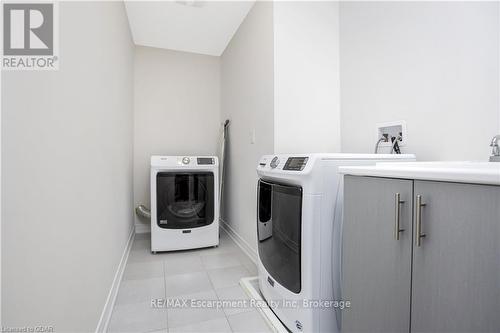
[412,181,500,333]
[342,176,413,333]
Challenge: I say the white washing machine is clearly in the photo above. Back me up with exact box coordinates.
[256,153,416,333]
[151,156,219,252]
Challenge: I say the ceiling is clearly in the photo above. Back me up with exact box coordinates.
[125,1,255,56]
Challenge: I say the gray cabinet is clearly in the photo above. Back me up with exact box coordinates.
[342,176,413,333]
[411,181,500,333]
[342,176,500,333]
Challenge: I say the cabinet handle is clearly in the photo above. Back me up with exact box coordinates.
[394,193,405,240]
[416,195,427,247]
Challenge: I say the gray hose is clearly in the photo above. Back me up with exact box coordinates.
[374,137,385,154]
[135,204,151,219]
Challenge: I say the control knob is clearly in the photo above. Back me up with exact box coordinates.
[270,156,280,169]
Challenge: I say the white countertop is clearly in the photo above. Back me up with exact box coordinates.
[339,161,500,185]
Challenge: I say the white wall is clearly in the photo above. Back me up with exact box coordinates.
[274,1,341,154]
[1,2,134,331]
[340,2,499,160]
[134,46,220,231]
[220,1,274,255]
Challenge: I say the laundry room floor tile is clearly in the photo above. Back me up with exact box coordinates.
[131,237,151,251]
[166,290,226,329]
[164,271,213,297]
[130,233,151,250]
[200,252,243,270]
[115,277,165,305]
[236,252,259,276]
[135,232,151,240]
[128,248,170,263]
[164,255,205,276]
[110,230,263,333]
[226,310,272,333]
[107,300,167,333]
[215,285,253,316]
[123,261,164,281]
[169,317,232,333]
[207,266,250,289]
[195,237,239,256]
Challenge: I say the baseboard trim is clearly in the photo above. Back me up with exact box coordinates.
[95,225,135,333]
[134,222,150,234]
[219,218,258,264]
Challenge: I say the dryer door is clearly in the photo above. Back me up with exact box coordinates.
[156,172,214,229]
[257,179,302,294]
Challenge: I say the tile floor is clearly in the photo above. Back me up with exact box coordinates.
[108,231,271,333]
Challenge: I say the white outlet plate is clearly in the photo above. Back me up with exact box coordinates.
[376,121,407,147]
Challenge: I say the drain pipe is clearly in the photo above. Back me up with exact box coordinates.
[135,204,151,219]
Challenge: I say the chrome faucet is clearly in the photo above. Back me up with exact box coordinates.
[490,135,500,162]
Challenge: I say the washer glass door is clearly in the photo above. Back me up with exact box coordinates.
[156,172,214,229]
[258,179,302,293]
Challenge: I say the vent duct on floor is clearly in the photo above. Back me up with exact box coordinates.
[135,204,151,219]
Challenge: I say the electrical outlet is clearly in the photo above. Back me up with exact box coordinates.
[376,121,407,147]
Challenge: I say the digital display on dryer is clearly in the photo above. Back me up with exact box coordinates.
[283,157,308,171]
[197,158,214,165]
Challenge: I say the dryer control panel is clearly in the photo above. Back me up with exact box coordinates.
[151,156,218,168]
[257,155,309,171]
[283,157,309,171]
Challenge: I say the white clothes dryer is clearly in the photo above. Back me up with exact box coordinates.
[151,156,219,252]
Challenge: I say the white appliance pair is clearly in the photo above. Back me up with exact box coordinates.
[256,153,415,333]
[150,156,219,252]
